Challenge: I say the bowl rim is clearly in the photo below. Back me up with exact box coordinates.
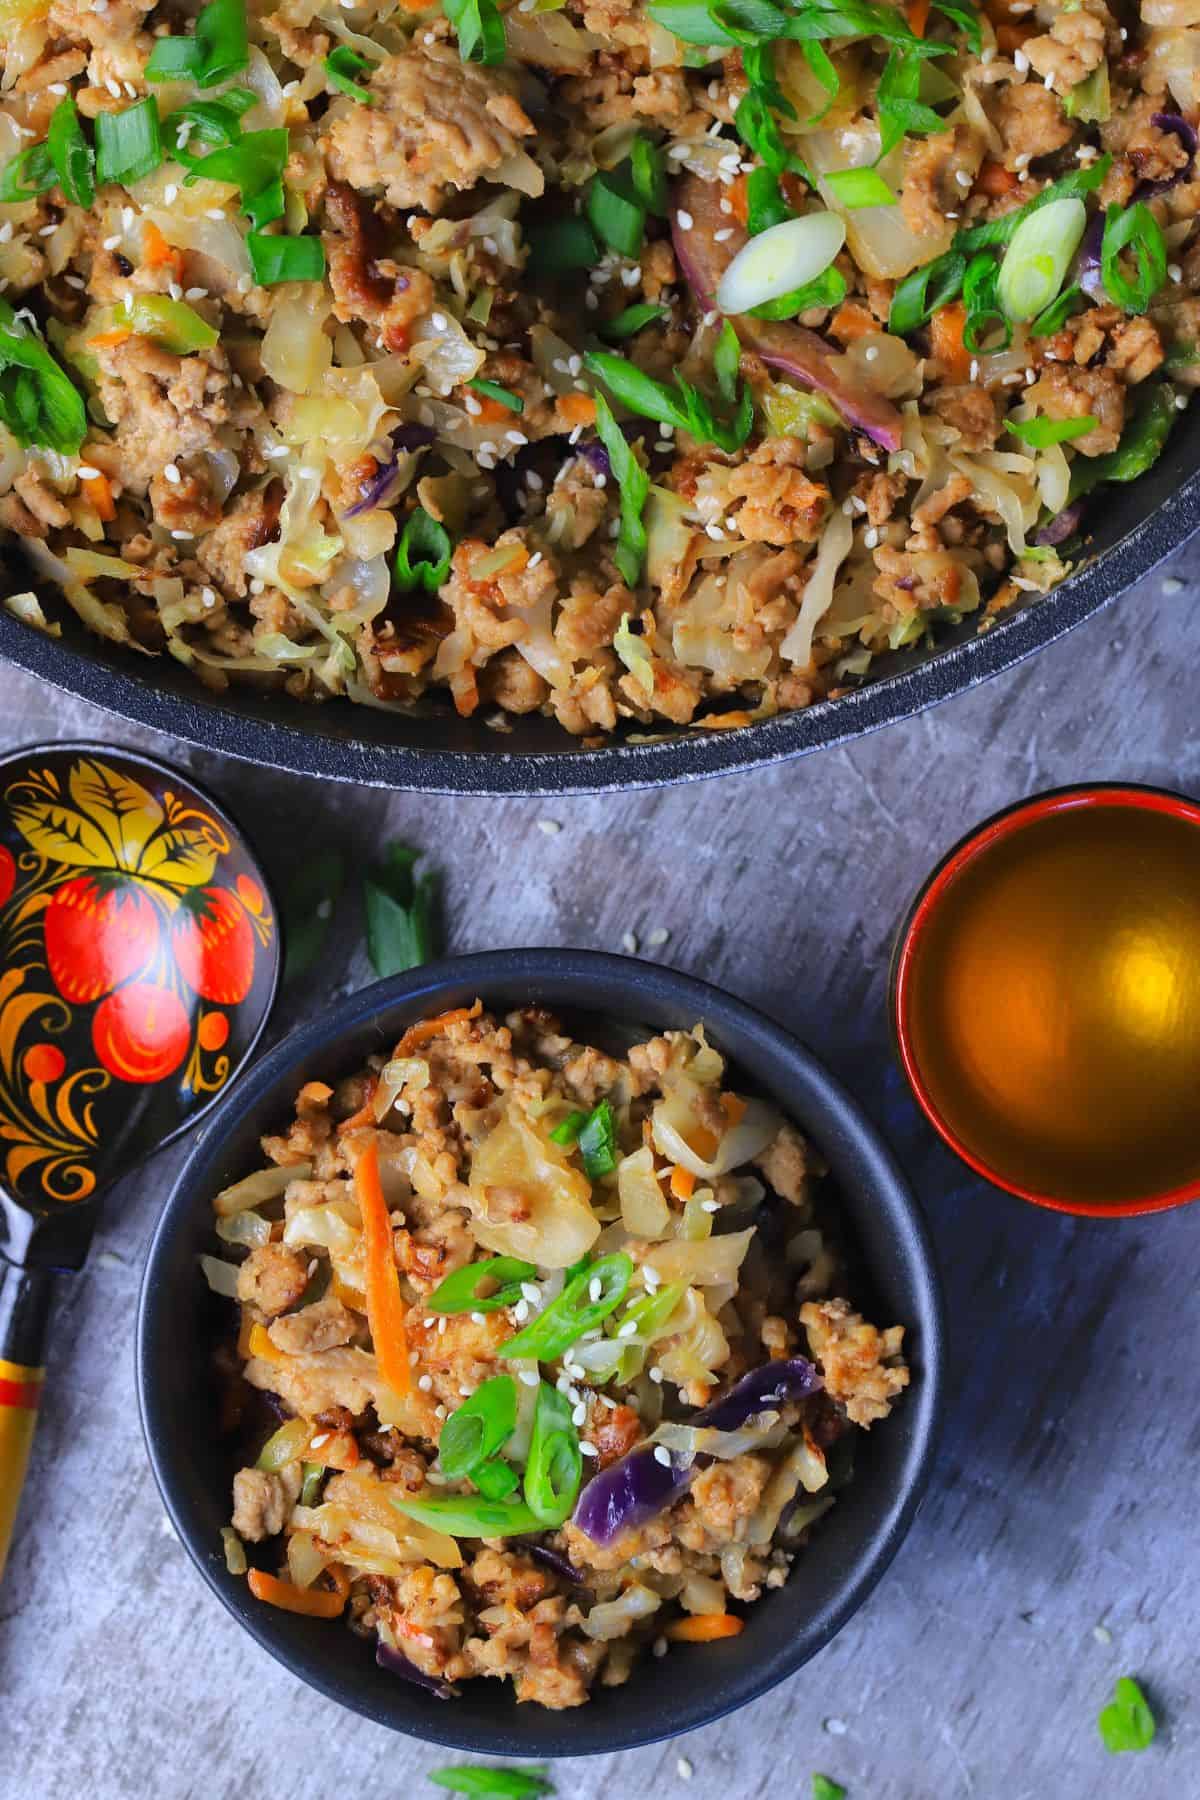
[7,436,1200,795]
[137,948,945,1755]
[889,782,1200,1219]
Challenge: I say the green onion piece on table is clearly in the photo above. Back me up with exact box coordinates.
[523,1381,583,1526]
[427,1767,555,1798]
[363,840,438,979]
[438,1375,518,1480]
[427,1256,538,1315]
[502,1251,633,1361]
[1098,1676,1156,1753]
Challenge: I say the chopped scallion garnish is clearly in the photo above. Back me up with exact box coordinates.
[599,301,669,341]
[593,390,649,588]
[94,99,163,189]
[247,232,326,285]
[394,505,453,593]
[47,97,94,207]
[0,300,86,455]
[1100,201,1167,315]
[526,216,599,275]
[1004,414,1098,447]
[825,166,896,210]
[324,44,376,103]
[468,377,523,413]
[146,0,249,89]
[442,0,506,64]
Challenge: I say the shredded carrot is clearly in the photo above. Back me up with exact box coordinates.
[356,1137,411,1396]
[721,1092,748,1129]
[472,392,517,425]
[829,302,878,345]
[248,1568,347,1618]
[141,221,185,278]
[80,471,115,521]
[930,302,972,383]
[87,326,131,350]
[298,1080,333,1105]
[247,1322,286,1365]
[670,1165,696,1202]
[451,668,480,718]
[977,160,1019,197]
[905,0,930,34]
[315,1429,361,1471]
[395,1000,482,1058]
[664,1613,745,1643]
[695,710,757,731]
[689,1124,720,1162]
[558,392,597,426]
[727,172,749,226]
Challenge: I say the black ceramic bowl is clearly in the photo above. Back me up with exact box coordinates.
[137,950,944,1756]
[5,404,1200,794]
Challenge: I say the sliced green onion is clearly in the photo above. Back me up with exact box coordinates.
[147,0,248,88]
[47,97,94,207]
[442,0,507,65]
[599,302,669,342]
[586,170,645,259]
[502,1251,633,1362]
[438,1375,517,1480]
[468,377,523,412]
[299,1461,324,1506]
[184,126,287,222]
[1063,61,1110,124]
[961,251,1010,353]
[0,142,56,204]
[1068,380,1177,500]
[749,265,846,319]
[593,389,649,589]
[1028,284,1084,338]
[526,215,600,276]
[630,136,667,213]
[997,196,1086,323]
[548,1110,589,1146]
[427,1764,554,1797]
[473,1457,520,1500]
[393,1493,542,1538]
[1004,414,1097,446]
[954,156,1110,253]
[825,166,896,210]
[713,317,741,403]
[124,294,218,353]
[166,89,256,161]
[876,45,944,158]
[247,232,326,285]
[94,99,163,188]
[0,301,86,455]
[394,505,453,593]
[577,1099,618,1180]
[1100,201,1167,315]
[889,249,966,335]
[746,166,793,236]
[523,1382,582,1527]
[717,210,845,314]
[427,1256,537,1314]
[324,44,376,103]
[256,1417,313,1471]
[585,348,753,455]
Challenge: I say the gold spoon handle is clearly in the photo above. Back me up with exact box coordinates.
[0,1263,52,1582]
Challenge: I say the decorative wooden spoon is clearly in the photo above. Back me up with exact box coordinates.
[0,742,278,1577]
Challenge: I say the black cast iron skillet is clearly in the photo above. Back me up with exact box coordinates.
[137,949,944,1756]
[2,414,1198,796]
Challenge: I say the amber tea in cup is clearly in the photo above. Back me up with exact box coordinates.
[891,786,1200,1215]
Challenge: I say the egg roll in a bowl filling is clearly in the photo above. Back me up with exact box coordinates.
[203,1003,910,1706]
[0,0,1194,735]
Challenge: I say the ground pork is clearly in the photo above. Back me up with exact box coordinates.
[236,1242,310,1317]
[901,126,983,236]
[754,1122,812,1206]
[321,43,537,215]
[929,385,999,450]
[994,82,1073,168]
[1024,6,1108,94]
[94,339,254,497]
[231,1464,301,1541]
[267,1292,358,1354]
[727,439,829,546]
[801,1297,909,1427]
[1026,363,1125,455]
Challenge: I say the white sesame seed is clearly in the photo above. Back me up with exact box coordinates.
[1043,70,1055,88]
[169,529,192,540]
[677,210,694,230]
[589,1277,602,1303]
[205,207,225,220]
[700,1198,720,1213]
[622,930,639,955]
[643,1265,661,1289]
[579,1441,599,1457]
[677,1758,694,1780]
[654,1445,672,1466]
[1170,264,1183,283]
[513,1299,530,1322]
[1014,50,1029,72]
[184,286,208,300]
[105,77,122,98]
[617,1319,639,1338]
[163,463,181,484]
[102,234,121,251]
[519,1369,540,1388]
[431,311,447,329]
[520,1281,541,1304]
[649,1366,664,1383]
[714,228,733,242]
[418,1374,433,1391]
[76,464,101,480]
[164,184,178,204]
[572,1403,587,1425]
[653,1637,668,1658]
[309,1432,330,1449]
[47,82,67,94]
[863,526,879,549]
[536,818,561,836]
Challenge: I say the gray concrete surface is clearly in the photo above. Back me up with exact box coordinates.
[2,565,1198,1800]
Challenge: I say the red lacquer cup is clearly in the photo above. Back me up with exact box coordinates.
[889,783,1200,1218]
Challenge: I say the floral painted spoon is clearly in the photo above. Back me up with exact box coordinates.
[0,742,278,1577]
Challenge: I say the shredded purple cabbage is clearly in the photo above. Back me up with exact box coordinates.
[1034,500,1086,547]
[1076,211,1106,302]
[580,438,611,478]
[526,1543,590,1586]
[376,1639,458,1699]
[343,426,436,517]
[572,1357,822,1547]
[1139,113,1197,198]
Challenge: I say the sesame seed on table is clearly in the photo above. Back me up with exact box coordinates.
[1,561,1197,1800]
